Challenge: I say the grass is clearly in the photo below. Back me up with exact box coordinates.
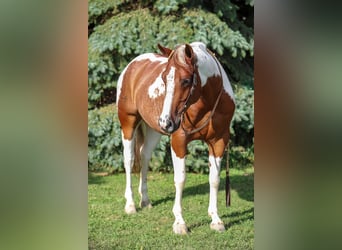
[88,167,254,249]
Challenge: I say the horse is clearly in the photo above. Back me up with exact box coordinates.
[116,41,235,234]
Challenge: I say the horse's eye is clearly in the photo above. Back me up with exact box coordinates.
[181,78,192,87]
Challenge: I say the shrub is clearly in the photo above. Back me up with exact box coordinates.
[231,85,254,147]
[229,85,254,169]
[88,104,123,173]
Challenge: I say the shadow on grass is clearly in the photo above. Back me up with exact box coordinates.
[152,181,211,207]
[223,207,254,227]
[227,172,254,202]
[188,207,254,231]
[152,194,175,207]
[153,170,254,206]
[88,172,106,185]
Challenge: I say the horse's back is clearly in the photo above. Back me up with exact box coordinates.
[117,53,166,100]
[117,53,168,132]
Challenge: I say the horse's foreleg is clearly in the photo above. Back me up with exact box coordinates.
[171,146,188,235]
[122,135,137,214]
[208,155,225,231]
[139,125,161,208]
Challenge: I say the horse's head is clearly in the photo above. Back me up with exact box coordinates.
[157,43,200,134]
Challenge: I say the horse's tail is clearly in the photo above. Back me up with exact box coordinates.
[132,123,144,173]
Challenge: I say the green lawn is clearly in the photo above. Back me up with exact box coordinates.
[88,167,254,249]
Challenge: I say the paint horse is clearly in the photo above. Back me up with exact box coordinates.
[116,42,235,234]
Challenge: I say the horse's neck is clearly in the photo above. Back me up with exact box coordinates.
[200,80,223,107]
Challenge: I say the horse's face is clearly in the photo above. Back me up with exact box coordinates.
[158,44,199,134]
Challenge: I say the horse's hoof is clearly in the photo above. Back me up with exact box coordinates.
[210,222,225,232]
[125,204,137,214]
[173,223,189,235]
[140,200,153,209]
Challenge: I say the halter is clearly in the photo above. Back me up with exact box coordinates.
[176,70,198,117]
[168,47,198,119]
[180,49,224,135]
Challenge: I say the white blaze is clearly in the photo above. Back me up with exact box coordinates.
[160,66,176,121]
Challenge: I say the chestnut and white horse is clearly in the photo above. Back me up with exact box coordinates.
[116,42,235,234]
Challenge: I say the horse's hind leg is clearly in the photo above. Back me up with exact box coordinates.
[122,135,137,214]
[120,113,140,214]
[138,124,161,208]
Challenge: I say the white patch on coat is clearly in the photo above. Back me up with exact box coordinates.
[159,66,176,123]
[148,73,165,99]
[117,53,167,101]
[218,63,235,103]
[190,42,235,102]
[135,53,168,63]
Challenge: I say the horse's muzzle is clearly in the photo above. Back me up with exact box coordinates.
[158,115,180,134]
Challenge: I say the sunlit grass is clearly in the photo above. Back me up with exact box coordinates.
[88,167,254,249]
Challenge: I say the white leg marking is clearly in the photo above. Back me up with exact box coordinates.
[159,67,176,129]
[138,126,161,208]
[122,135,136,214]
[171,147,188,234]
[208,155,225,231]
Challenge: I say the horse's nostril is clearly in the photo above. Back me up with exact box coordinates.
[166,119,172,128]
[158,115,175,133]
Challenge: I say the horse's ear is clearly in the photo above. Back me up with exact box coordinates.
[184,44,195,65]
[184,44,194,59]
[158,44,173,57]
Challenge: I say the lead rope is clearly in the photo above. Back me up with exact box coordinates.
[181,50,224,135]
